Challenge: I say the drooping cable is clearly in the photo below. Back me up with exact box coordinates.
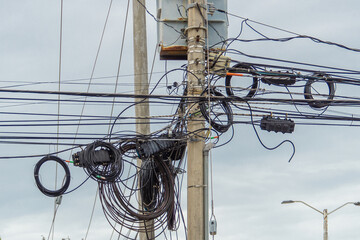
[84,186,99,240]
[244,101,295,162]
[217,9,360,53]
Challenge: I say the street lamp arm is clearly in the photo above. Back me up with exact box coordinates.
[328,202,354,215]
[296,201,323,215]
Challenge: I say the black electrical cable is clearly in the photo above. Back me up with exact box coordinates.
[304,73,335,109]
[216,9,360,53]
[140,159,160,211]
[227,48,360,74]
[199,87,233,133]
[34,155,71,197]
[98,155,175,238]
[237,102,296,162]
[225,63,258,99]
[109,68,198,138]
[75,141,123,182]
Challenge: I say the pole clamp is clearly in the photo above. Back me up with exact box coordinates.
[184,26,207,34]
[188,59,205,65]
[188,184,207,189]
[187,3,207,11]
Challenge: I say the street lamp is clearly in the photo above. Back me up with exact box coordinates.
[281,200,360,240]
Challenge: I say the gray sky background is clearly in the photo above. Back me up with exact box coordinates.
[1,0,360,240]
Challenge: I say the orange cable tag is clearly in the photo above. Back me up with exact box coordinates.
[226,72,244,77]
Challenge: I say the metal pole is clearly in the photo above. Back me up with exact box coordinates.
[203,144,212,240]
[187,0,206,239]
[323,209,328,240]
[132,0,154,239]
[283,200,360,240]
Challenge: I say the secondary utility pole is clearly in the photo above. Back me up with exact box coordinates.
[282,200,360,240]
[132,0,154,239]
[187,0,206,239]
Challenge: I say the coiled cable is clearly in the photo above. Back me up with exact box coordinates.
[225,63,258,99]
[304,73,335,108]
[199,87,233,133]
[73,141,123,182]
[34,155,71,197]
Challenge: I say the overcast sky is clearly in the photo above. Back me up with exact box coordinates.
[1,0,360,240]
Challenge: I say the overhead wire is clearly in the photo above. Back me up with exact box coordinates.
[216,8,360,53]
[70,0,115,159]
[107,0,130,135]
[8,1,360,239]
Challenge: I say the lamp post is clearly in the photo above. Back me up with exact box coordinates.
[281,200,360,240]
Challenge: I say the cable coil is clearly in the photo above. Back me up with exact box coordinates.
[200,88,233,133]
[34,155,71,197]
[225,63,258,99]
[304,73,335,108]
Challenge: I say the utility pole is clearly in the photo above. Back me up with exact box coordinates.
[187,0,206,239]
[132,0,154,239]
[323,209,328,240]
[282,200,360,240]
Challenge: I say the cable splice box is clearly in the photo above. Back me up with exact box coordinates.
[136,133,186,160]
[72,149,112,167]
[260,116,295,134]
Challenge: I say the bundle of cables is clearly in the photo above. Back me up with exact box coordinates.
[72,141,123,182]
[199,87,233,133]
[136,133,187,161]
[98,153,176,239]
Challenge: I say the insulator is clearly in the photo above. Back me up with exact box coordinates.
[209,219,217,235]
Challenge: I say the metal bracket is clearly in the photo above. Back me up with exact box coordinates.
[188,36,206,45]
[188,44,205,49]
[188,59,205,65]
[184,26,207,35]
[204,142,216,151]
[188,69,205,75]
[188,184,207,189]
[207,3,216,15]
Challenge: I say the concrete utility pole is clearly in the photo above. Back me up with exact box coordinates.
[323,209,328,240]
[132,0,154,239]
[187,0,207,239]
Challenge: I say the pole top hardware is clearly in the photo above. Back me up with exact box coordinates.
[207,3,216,15]
[207,52,231,77]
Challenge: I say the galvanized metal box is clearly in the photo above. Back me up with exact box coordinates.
[156,0,228,60]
